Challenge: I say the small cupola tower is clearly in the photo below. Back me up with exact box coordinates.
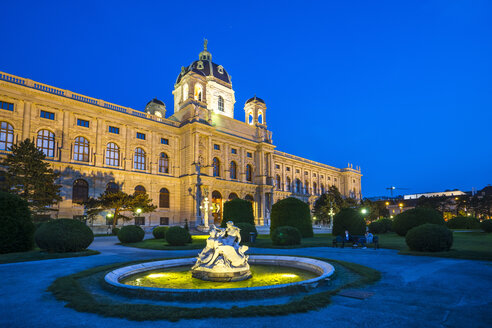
[198,39,212,61]
[244,96,267,126]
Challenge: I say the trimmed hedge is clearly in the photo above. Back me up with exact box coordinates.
[405,223,453,252]
[368,218,393,234]
[393,208,444,236]
[35,219,94,252]
[332,208,366,236]
[270,197,313,238]
[235,222,257,243]
[111,227,120,236]
[271,226,302,246]
[165,226,191,246]
[221,198,255,227]
[446,216,480,229]
[117,225,145,243]
[0,192,35,254]
[481,220,492,233]
[152,226,169,239]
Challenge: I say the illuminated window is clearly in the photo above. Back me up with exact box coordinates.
[72,179,89,204]
[213,157,220,177]
[246,164,252,182]
[36,129,55,157]
[230,161,237,179]
[159,152,169,173]
[73,137,90,162]
[134,148,146,170]
[194,84,203,101]
[159,188,170,208]
[218,96,224,112]
[105,142,119,167]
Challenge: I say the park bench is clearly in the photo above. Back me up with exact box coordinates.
[332,235,379,249]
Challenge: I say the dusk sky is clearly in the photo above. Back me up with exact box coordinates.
[1,1,491,197]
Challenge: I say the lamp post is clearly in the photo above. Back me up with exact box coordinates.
[328,202,335,230]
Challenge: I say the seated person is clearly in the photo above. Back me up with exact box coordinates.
[341,230,352,247]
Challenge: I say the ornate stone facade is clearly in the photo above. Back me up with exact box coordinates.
[0,42,362,230]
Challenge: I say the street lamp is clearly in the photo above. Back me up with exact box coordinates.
[136,208,142,214]
[361,208,368,215]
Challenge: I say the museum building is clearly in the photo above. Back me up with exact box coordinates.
[0,42,362,229]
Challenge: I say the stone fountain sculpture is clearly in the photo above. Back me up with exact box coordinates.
[192,221,251,282]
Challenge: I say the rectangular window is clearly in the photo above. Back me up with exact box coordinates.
[160,217,169,225]
[321,175,324,179]
[286,167,291,171]
[108,126,119,134]
[135,217,145,225]
[1,101,14,111]
[328,177,331,180]
[296,169,300,173]
[305,171,308,175]
[77,119,89,128]
[247,152,252,158]
[136,132,146,140]
[334,178,337,182]
[40,110,55,120]
[275,164,280,169]
[161,138,169,145]
[214,144,220,150]
[313,173,316,177]
[231,148,237,154]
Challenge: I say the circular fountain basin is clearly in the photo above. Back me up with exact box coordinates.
[104,255,334,299]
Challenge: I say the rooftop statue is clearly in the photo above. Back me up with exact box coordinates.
[192,221,251,282]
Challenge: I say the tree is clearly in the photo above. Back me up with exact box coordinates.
[0,139,61,215]
[360,198,389,222]
[85,190,156,228]
[312,186,359,225]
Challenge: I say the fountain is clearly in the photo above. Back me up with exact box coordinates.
[104,222,335,299]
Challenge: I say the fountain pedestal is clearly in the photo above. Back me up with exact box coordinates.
[192,221,251,282]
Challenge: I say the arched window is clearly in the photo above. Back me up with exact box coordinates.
[295,179,302,193]
[134,185,146,196]
[248,113,254,125]
[106,182,119,194]
[105,142,119,166]
[320,184,325,194]
[194,84,202,101]
[313,182,317,195]
[228,193,238,200]
[134,148,146,170]
[213,157,220,177]
[258,111,263,124]
[218,96,224,112]
[286,177,291,192]
[230,161,237,179]
[159,152,169,173]
[276,175,281,190]
[182,83,189,102]
[36,129,55,157]
[245,164,252,182]
[159,188,170,208]
[0,122,14,151]
[73,137,90,162]
[305,181,310,194]
[72,179,88,204]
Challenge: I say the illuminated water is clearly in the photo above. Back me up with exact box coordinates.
[121,265,318,289]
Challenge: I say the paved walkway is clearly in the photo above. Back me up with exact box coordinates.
[0,236,491,328]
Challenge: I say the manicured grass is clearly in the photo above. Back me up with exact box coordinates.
[0,248,100,264]
[47,256,380,322]
[120,235,208,250]
[378,232,492,261]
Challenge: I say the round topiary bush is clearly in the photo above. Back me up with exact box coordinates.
[165,226,191,246]
[405,223,453,252]
[0,192,35,254]
[270,197,313,238]
[234,222,257,243]
[117,225,145,243]
[35,219,94,252]
[332,208,366,237]
[446,216,480,229]
[368,218,393,234]
[271,226,302,246]
[111,227,120,236]
[152,226,169,239]
[221,198,255,227]
[393,208,444,236]
[481,220,492,233]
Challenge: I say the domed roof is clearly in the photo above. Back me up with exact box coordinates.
[175,40,232,85]
[245,96,265,104]
[146,98,165,106]
[145,98,166,118]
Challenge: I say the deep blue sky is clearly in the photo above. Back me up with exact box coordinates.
[1,1,491,197]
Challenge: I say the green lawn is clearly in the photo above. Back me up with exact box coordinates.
[122,231,492,261]
[0,248,100,264]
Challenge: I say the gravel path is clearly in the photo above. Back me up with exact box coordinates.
[0,236,491,328]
